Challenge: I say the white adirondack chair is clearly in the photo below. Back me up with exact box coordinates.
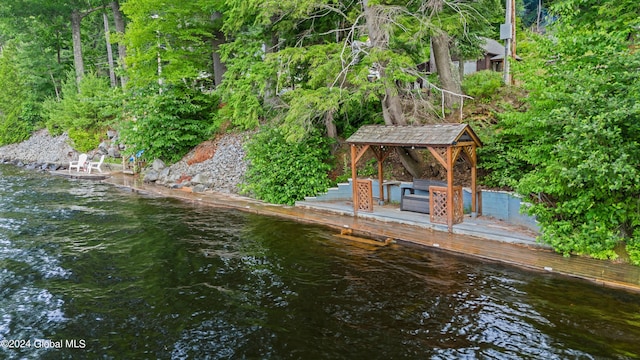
[87,155,105,174]
[69,154,88,173]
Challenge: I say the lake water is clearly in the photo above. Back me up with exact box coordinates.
[1,164,639,359]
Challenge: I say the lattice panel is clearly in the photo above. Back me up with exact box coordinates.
[429,186,464,225]
[353,144,370,163]
[371,146,392,162]
[452,147,462,163]
[463,145,475,162]
[356,179,373,212]
[430,188,448,224]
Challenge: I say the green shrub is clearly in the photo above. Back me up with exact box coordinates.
[479,8,640,263]
[243,126,333,205]
[628,237,640,266]
[118,84,218,163]
[462,70,503,99]
[42,72,119,149]
[0,108,32,145]
[67,128,102,153]
[0,42,36,145]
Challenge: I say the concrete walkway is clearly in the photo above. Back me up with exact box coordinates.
[295,199,540,246]
[102,174,640,293]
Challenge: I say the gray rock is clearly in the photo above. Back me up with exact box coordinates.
[144,169,159,183]
[191,173,210,185]
[193,184,207,193]
[108,147,121,158]
[98,141,109,153]
[152,159,166,171]
[159,167,171,179]
[152,133,251,194]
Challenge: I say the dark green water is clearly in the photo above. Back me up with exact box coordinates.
[1,164,639,359]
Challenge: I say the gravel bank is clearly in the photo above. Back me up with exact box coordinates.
[148,132,250,194]
[0,129,77,168]
[0,129,249,194]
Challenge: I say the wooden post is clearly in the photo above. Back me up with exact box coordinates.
[471,144,477,216]
[446,147,454,232]
[351,144,358,215]
[378,158,384,203]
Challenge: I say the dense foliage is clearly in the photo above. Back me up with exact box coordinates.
[461,70,504,100]
[243,127,333,205]
[0,43,35,145]
[480,0,640,263]
[118,85,217,163]
[43,72,119,152]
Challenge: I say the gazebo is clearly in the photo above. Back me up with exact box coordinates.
[346,124,483,232]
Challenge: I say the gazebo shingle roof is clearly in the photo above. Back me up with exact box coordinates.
[346,124,482,147]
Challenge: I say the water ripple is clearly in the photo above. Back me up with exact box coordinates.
[0,164,639,359]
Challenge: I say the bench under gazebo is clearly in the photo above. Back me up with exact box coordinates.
[346,124,483,232]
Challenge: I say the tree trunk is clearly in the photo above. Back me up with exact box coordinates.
[324,110,338,140]
[103,13,117,87]
[71,10,84,85]
[432,33,461,109]
[210,11,227,87]
[49,70,60,101]
[324,110,340,153]
[262,32,280,107]
[361,0,424,178]
[458,53,464,83]
[381,87,405,125]
[536,0,542,33]
[110,1,127,87]
[362,0,405,126]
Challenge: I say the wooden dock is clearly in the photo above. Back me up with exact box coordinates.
[51,170,111,180]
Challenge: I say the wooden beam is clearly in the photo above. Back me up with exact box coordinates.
[354,144,370,164]
[378,160,384,202]
[452,146,462,164]
[371,146,392,203]
[427,146,448,168]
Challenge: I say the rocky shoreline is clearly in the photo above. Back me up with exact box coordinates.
[4,130,640,293]
[0,129,77,170]
[0,129,249,194]
[143,133,249,194]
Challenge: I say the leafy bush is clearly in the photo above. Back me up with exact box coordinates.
[41,72,119,150]
[243,126,333,205]
[462,70,503,99]
[628,237,640,266]
[481,2,640,263]
[0,108,32,145]
[0,42,36,145]
[118,84,218,163]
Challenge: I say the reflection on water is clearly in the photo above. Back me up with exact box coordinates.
[1,164,639,359]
